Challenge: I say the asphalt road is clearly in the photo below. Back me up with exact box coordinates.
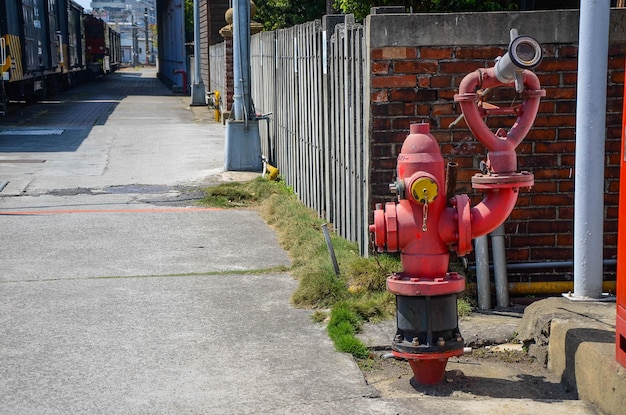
[0,68,602,414]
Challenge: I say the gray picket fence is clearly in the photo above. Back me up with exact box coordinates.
[210,16,370,255]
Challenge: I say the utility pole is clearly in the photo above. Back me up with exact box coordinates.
[131,13,138,67]
[224,0,262,171]
[144,8,149,65]
[190,0,206,105]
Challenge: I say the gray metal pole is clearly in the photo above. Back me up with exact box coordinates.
[190,0,206,105]
[232,0,252,120]
[224,0,262,172]
[491,224,509,308]
[132,14,137,67]
[573,0,610,299]
[475,235,491,310]
[144,8,149,65]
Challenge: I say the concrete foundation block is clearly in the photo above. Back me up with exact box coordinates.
[224,119,262,172]
[549,318,626,415]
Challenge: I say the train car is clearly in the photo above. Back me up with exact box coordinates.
[107,24,121,73]
[0,0,84,101]
[84,14,121,78]
[59,1,87,87]
[0,1,120,112]
[0,0,87,104]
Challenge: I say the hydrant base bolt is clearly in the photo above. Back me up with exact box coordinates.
[438,337,446,347]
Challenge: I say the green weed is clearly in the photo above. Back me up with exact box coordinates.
[327,303,369,359]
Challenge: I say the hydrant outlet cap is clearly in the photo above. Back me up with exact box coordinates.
[410,123,430,134]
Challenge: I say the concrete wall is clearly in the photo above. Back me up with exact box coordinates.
[365,9,626,281]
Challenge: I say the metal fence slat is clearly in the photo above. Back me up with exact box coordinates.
[209,16,368,255]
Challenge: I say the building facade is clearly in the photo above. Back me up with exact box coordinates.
[89,0,157,65]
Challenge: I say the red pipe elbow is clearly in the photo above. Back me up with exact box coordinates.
[469,188,518,237]
[439,188,518,253]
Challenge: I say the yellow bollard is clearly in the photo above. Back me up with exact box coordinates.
[213,91,221,122]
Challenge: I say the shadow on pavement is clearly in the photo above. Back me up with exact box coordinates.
[0,68,174,152]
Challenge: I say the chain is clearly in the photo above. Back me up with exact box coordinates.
[422,190,429,232]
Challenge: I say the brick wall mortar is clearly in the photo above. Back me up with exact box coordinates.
[367,11,626,278]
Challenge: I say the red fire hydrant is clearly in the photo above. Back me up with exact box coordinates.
[369,31,545,385]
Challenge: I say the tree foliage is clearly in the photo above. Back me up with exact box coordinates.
[254,0,328,30]
[184,0,193,45]
[194,0,520,34]
[334,0,518,21]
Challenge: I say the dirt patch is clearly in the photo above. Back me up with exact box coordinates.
[361,348,577,401]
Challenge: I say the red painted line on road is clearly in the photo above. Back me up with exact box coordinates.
[0,207,222,215]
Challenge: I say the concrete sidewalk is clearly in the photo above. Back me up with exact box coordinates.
[0,69,392,414]
[0,68,616,414]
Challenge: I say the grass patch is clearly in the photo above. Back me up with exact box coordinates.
[327,302,370,359]
[199,176,474,359]
[199,177,290,208]
[457,292,475,318]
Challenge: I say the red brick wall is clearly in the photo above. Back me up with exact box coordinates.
[199,1,230,90]
[368,43,625,281]
[199,0,209,84]
[224,38,234,112]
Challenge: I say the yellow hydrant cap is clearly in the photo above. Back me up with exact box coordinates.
[411,177,438,204]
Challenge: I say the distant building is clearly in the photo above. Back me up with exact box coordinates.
[90,0,157,65]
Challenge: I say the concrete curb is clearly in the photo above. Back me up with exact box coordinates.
[517,297,622,415]
[548,319,626,415]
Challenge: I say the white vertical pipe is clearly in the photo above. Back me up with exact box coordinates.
[475,235,491,310]
[573,1,610,299]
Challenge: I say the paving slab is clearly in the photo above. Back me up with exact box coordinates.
[0,196,289,282]
[1,273,387,414]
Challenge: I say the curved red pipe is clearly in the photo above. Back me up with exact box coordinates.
[456,68,542,172]
[469,188,518,237]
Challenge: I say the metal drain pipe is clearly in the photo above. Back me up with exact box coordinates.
[474,235,491,310]
[490,224,509,308]
[470,259,617,272]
